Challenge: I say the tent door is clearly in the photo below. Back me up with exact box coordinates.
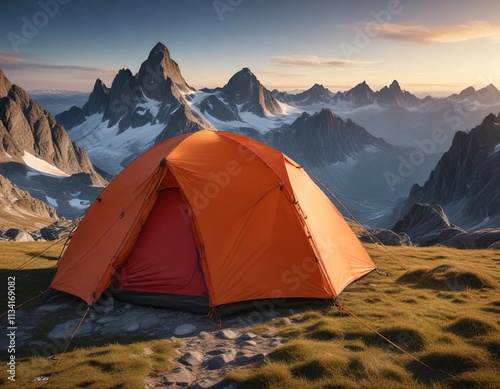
[115,189,207,296]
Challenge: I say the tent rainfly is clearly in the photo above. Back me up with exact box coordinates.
[51,130,376,315]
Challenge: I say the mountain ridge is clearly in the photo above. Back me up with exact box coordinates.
[0,69,106,219]
[393,112,500,229]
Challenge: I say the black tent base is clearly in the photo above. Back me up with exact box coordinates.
[112,289,332,317]
[112,290,210,315]
[214,297,332,317]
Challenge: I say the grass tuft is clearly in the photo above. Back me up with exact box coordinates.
[374,327,426,352]
[408,346,489,384]
[291,356,347,380]
[268,340,324,363]
[397,264,491,290]
[304,318,344,341]
[446,317,495,338]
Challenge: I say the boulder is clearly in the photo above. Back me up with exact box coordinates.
[4,228,34,242]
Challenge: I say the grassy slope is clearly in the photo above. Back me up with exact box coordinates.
[0,242,498,388]
[226,245,500,388]
[0,210,56,232]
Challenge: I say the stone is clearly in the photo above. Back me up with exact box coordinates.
[250,352,266,362]
[219,384,237,389]
[124,323,139,332]
[188,379,217,389]
[174,324,197,336]
[179,351,204,366]
[97,316,115,324]
[206,349,225,356]
[96,296,114,314]
[232,352,266,367]
[162,366,192,386]
[35,304,68,314]
[242,340,257,347]
[5,228,34,242]
[216,329,238,340]
[206,354,234,370]
[29,340,46,347]
[239,332,257,340]
[48,318,92,339]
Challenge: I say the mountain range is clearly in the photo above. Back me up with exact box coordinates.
[49,44,441,224]
[29,90,89,116]
[2,41,499,231]
[272,80,500,153]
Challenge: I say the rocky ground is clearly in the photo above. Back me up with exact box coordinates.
[3,291,295,388]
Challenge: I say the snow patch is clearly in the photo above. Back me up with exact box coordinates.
[69,199,90,210]
[45,196,58,207]
[68,113,165,175]
[494,143,500,153]
[22,152,70,177]
[187,90,300,134]
[136,95,162,117]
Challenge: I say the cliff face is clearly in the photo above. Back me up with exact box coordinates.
[403,113,500,228]
[0,76,105,185]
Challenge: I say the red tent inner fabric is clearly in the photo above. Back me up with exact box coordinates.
[114,189,207,296]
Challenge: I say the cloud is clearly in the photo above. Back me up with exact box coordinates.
[375,22,500,43]
[270,55,378,67]
[0,50,114,73]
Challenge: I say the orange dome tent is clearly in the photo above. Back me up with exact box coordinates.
[51,130,375,314]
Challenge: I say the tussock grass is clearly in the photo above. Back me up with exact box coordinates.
[1,242,499,388]
[446,317,495,338]
[407,343,492,384]
[397,264,492,290]
[1,339,180,388]
[226,244,500,388]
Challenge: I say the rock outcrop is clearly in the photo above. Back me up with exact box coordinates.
[392,203,500,248]
[358,229,412,246]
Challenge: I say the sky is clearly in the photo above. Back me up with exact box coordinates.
[1,0,500,95]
